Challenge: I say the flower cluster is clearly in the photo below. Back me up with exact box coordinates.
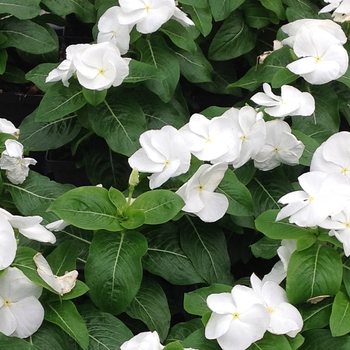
[281,19,348,84]
[120,330,197,349]
[129,100,310,221]
[205,274,303,350]
[276,131,350,255]
[319,0,350,22]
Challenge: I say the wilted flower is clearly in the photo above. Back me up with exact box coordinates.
[205,285,270,350]
[253,120,304,171]
[33,253,78,296]
[129,125,191,189]
[0,139,36,185]
[276,171,350,227]
[97,6,132,54]
[250,274,303,337]
[251,83,315,118]
[0,267,44,338]
[176,163,229,222]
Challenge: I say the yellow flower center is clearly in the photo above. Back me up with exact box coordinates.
[145,5,151,11]
[164,160,170,167]
[315,55,322,63]
[4,299,11,306]
[240,134,247,141]
[98,68,106,75]
[345,222,350,228]
[308,196,315,202]
[206,138,212,143]
[342,167,348,174]
[273,146,279,153]
[232,312,240,319]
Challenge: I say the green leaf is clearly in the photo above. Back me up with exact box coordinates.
[255,209,318,240]
[0,17,57,54]
[248,333,293,350]
[126,277,171,342]
[299,298,333,331]
[0,0,41,19]
[178,0,208,7]
[44,300,89,350]
[124,59,166,83]
[271,67,298,88]
[167,319,203,343]
[42,0,96,23]
[209,11,256,61]
[292,85,340,143]
[0,334,38,349]
[131,190,184,225]
[4,171,74,215]
[120,206,146,230]
[31,322,71,350]
[160,20,197,53]
[78,305,133,349]
[82,88,107,106]
[184,284,232,316]
[180,218,233,285]
[142,224,205,285]
[301,329,350,350]
[182,5,212,37]
[86,91,147,156]
[48,186,123,231]
[182,328,221,350]
[35,81,86,122]
[260,0,286,19]
[330,291,350,337]
[251,236,280,259]
[343,257,350,297]
[176,46,213,83]
[217,169,254,216]
[19,109,81,152]
[164,342,184,350]
[286,243,343,304]
[243,2,279,29]
[284,0,325,21]
[25,63,58,92]
[0,48,7,74]
[291,130,320,167]
[136,36,180,102]
[209,0,245,21]
[84,230,148,314]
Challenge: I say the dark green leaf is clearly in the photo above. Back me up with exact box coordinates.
[25,63,58,92]
[0,334,38,349]
[209,0,245,21]
[299,299,332,331]
[0,0,41,19]
[260,0,286,19]
[330,291,350,337]
[182,5,212,37]
[124,59,166,83]
[248,333,293,350]
[182,328,221,350]
[251,236,280,259]
[300,329,350,350]
[0,48,7,74]
[82,88,107,106]
[167,319,203,343]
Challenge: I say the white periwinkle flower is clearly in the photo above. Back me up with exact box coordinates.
[251,83,315,118]
[221,106,266,168]
[121,331,164,350]
[45,219,70,232]
[250,274,303,337]
[205,285,270,350]
[276,171,350,227]
[179,113,240,162]
[310,131,350,180]
[128,125,191,189]
[319,0,350,22]
[117,0,193,34]
[46,44,90,87]
[97,6,132,54]
[73,42,131,91]
[33,253,78,296]
[0,119,19,138]
[253,120,305,171]
[319,0,343,13]
[0,139,36,184]
[0,267,44,338]
[283,20,348,84]
[176,162,229,222]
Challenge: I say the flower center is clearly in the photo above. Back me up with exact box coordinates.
[197,183,204,191]
[232,312,240,319]
[345,222,350,228]
[341,167,348,174]
[240,134,247,141]
[267,306,275,314]
[205,138,212,143]
[4,299,11,306]
[112,30,117,38]
[308,196,315,202]
[315,55,322,63]
[164,160,170,167]
[273,146,279,153]
[145,5,151,11]
[98,68,106,75]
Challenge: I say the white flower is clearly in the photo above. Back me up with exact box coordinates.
[276,171,350,227]
[285,25,348,85]
[281,19,347,48]
[251,83,315,118]
[46,44,90,87]
[129,125,191,189]
[121,331,164,350]
[220,106,266,168]
[332,0,350,22]
[205,285,270,350]
[263,240,297,284]
[319,0,342,13]
[319,204,350,256]
[176,163,229,222]
[73,42,131,91]
[0,214,17,270]
[0,119,19,137]
[179,113,240,162]
[33,253,78,296]
[253,120,305,171]
[46,219,70,232]
[118,0,193,34]
[250,274,303,337]
[0,139,36,185]
[97,6,132,54]
[310,131,350,181]
[0,267,44,338]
